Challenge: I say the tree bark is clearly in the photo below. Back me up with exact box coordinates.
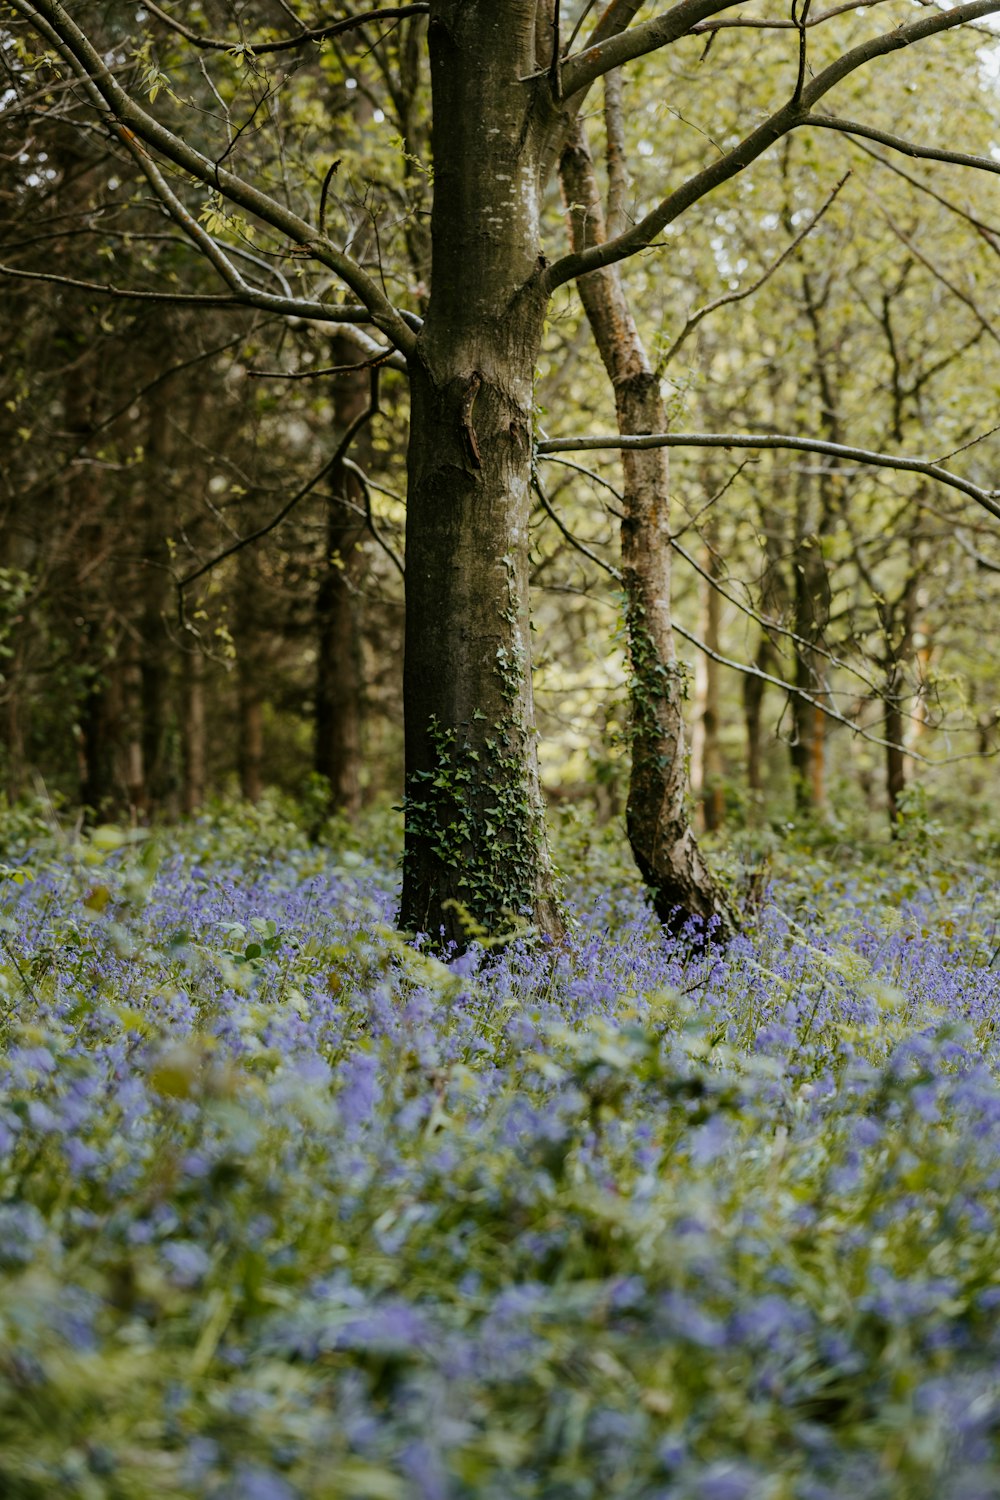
[789,487,829,817]
[398,2,562,947]
[236,545,264,804]
[559,120,736,937]
[315,337,369,817]
[691,529,725,833]
[182,644,206,815]
[743,633,774,804]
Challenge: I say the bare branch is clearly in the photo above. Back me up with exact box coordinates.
[691,0,899,32]
[535,431,1000,522]
[143,3,429,56]
[0,259,411,329]
[670,535,889,700]
[660,171,848,368]
[851,139,1000,253]
[669,618,942,762]
[341,457,405,578]
[544,0,1000,292]
[248,343,405,378]
[934,420,1000,467]
[870,196,1000,348]
[533,472,620,579]
[559,0,742,100]
[9,0,418,354]
[806,115,1000,177]
[178,368,382,596]
[955,529,1000,574]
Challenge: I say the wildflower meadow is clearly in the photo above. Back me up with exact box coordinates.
[2,802,1000,1499]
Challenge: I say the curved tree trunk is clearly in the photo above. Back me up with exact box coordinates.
[398,2,562,948]
[559,120,737,938]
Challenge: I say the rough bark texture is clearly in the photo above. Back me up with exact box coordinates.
[398,2,562,946]
[559,122,736,939]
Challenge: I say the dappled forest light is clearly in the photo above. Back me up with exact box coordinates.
[3,1,1000,1494]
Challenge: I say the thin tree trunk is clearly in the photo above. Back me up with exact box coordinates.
[789,478,829,816]
[236,546,264,804]
[885,670,907,830]
[182,645,206,814]
[0,629,27,801]
[883,566,917,833]
[398,2,562,947]
[743,633,774,803]
[315,336,369,817]
[138,402,173,813]
[691,529,725,832]
[559,120,736,936]
[66,354,124,822]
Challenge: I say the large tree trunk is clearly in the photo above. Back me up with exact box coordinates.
[398,2,562,947]
[559,121,736,937]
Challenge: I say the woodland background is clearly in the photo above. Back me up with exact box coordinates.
[3,2,1000,860]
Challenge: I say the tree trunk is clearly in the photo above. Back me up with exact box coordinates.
[885,669,907,830]
[743,633,773,804]
[789,484,829,816]
[236,546,264,804]
[559,121,736,937]
[398,2,562,947]
[79,631,122,820]
[691,530,725,833]
[137,402,173,814]
[315,337,369,817]
[182,645,206,815]
[65,349,125,822]
[883,566,917,833]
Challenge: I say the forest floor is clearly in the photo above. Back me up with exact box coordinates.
[1,801,999,1498]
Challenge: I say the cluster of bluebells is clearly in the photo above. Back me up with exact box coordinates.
[1,802,1000,1498]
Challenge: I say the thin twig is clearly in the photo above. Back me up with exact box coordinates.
[318,158,341,237]
[532,472,621,579]
[248,346,398,380]
[143,2,429,56]
[342,457,405,577]
[660,172,848,369]
[806,115,1000,178]
[669,619,940,763]
[178,368,382,599]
